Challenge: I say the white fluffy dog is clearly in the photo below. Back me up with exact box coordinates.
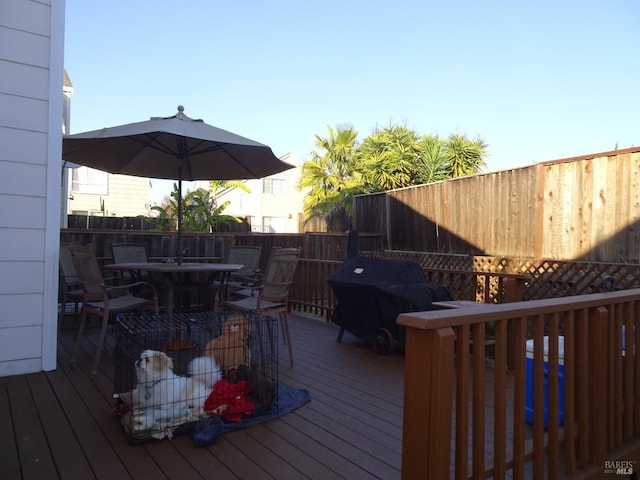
[133,349,221,430]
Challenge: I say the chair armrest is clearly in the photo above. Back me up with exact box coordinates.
[229,285,264,298]
[104,280,158,301]
[230,270,263,286]
[102,275,126,285]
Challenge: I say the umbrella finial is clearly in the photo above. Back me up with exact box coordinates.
[173,105,198,122]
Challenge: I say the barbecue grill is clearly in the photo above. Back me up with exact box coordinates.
[327,256,452,353]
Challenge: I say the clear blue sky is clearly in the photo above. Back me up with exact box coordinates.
[64,0,639,202]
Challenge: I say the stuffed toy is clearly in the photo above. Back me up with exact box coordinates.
[235,364,275,415]
[205,314,251,378]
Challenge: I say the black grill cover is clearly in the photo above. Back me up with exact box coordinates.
[327,256,452,342]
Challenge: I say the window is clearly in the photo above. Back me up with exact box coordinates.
[262,178,285,195]
[72,167,108,195]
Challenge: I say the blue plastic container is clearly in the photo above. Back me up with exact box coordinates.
[525,336,564,428]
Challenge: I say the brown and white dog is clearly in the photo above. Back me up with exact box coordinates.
[133,349,220,429]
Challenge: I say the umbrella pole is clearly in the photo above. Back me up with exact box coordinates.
[167,159,196,350]
[177,162,183,265]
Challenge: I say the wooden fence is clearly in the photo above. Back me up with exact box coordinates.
[398,289,640,479]
[60,230,640,317]
[59,229,383,267]
[353,147,640,263]
[66,214,252,232]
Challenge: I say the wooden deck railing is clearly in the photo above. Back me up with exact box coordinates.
[289,258,342,319]
[397,289,640,479]
[422,268,528,304]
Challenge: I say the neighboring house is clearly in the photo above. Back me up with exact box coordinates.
[60,68,73,227]
[66,170,150,217]
[194,153,306,233]
[0,1,64,375]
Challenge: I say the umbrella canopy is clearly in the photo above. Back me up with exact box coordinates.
[62,106,294,263]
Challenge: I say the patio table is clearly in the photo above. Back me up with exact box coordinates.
[104,262,243,314]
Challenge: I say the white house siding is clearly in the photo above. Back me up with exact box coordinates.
[0,0,64,376]
[68,173,150,217]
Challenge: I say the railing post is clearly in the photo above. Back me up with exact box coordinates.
[503,277,525,303]
[590,306,608,463]
[504,277,525,370]
[401,323,455,480]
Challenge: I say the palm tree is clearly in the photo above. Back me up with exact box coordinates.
[414,135,449,184]
[357,125,420,190]
[208,180,251,201]
[299,127,489,232]
[152,180,250,232]
[445,134,488,178]
[298,124,361,232]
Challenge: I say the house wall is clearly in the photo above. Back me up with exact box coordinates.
[67,173,150,217]
[194,154,305,233]
[0,0,64,376]
[258,158,304,233]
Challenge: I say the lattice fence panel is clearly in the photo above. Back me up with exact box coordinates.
[499,259,640,300]
[362,250,640,301]
[362,250,473,270]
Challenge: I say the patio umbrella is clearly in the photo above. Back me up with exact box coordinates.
[62,106,293,263]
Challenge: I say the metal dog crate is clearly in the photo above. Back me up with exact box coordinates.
[328,256,452,353]
[113,310,278,443]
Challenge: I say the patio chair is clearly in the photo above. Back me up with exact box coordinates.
[223,247,302,366]
[58,243,84,329]
[211,245,262,306]
[111,241,169,303]
[110,242,152,282]
[69,243,159,374]
[231,247,302,298]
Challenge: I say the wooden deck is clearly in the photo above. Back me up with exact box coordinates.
[1,313,407,480]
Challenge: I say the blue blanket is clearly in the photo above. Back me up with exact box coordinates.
[192,384,311,446]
